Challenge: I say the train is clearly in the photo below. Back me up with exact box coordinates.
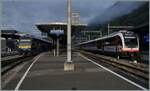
[76,30,140,59]
[18,35,52,55]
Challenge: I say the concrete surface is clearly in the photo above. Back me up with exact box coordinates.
[2,52,142,90]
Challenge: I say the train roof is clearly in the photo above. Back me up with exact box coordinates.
[20,35,52,44]
[77,30,132,45]
[34,37,52,44]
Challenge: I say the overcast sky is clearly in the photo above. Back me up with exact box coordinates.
[1,0,116,36]
[1,0,144,37]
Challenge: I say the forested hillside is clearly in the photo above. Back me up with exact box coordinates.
[109,2,149,26]
[99,2,149,35]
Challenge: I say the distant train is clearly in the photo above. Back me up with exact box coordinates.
[76,30,140,59]
[18,36,52,55]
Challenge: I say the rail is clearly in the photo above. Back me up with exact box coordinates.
[78,50,149,81]
[1,54,37,75]
[1,51,20,57]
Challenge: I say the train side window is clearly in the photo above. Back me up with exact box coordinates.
[104,39,110,46]
[115,36,122,46]
[108,38,112,46]
[97,40,103,49]
[110,37,115,45]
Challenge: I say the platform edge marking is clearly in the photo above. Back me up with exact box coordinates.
[15,53,43,90]
[78,53,148,90]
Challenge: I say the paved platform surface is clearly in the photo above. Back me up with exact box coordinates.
[2,52,143,90]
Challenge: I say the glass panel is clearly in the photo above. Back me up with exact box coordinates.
[123,34,138,48]
[19,39,31,45]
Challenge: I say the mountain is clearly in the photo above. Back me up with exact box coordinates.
[88,1,147,27]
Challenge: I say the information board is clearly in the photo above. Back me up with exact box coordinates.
[50,30,64,37]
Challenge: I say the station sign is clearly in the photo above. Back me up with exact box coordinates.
[50,29,64,37]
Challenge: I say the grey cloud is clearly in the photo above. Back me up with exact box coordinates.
[1,0,116,36]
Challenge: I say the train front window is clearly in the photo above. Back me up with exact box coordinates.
[19,39,31,45]
[124,35,138,48]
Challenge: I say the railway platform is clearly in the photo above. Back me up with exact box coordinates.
[2,52,146,90]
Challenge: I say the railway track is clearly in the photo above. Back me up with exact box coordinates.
[78,50,149,82]
[1,54,37,75]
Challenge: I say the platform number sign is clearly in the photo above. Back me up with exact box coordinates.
[50,30,64,37]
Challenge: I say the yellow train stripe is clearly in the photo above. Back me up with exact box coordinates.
[19,45,31,49]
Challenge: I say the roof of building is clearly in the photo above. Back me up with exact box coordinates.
[1,30,20,39]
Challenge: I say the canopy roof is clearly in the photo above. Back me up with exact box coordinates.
[36,22,87,46]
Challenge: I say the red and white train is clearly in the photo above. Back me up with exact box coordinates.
[77,30,140,59]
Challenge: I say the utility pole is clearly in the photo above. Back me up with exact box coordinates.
[100,31,102,37]
[64,0,74,71]
[108,23,110,35]
[67,0,71,62]
[56,38,59,56]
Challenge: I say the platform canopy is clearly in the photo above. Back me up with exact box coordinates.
[36,22,87,45]
[1,30,20,39]
[36,22,87,34]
